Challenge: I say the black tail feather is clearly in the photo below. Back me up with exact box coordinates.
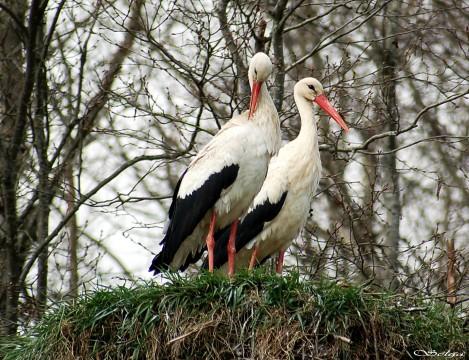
[149,164,239,275]
[207,192,288,269]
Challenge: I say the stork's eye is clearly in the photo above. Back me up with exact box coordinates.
[254,69,258,75]
[308,84,316,91]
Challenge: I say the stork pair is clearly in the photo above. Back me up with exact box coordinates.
[149,53,348,277]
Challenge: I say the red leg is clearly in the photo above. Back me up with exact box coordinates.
[276,249,285,274]
[227,220,239,277]
[249,245,258,270]
[206,212,217,272]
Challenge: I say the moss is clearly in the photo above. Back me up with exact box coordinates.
[1,270,466,359]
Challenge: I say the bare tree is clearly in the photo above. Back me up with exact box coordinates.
[0,0,147,334]
[0,0,467,335]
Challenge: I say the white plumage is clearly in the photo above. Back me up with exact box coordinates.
[171,112,279,267]
[211,78,348,273]
[150,53,281,275]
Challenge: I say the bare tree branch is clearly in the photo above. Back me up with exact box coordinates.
[19,153,182,286]
[215,0,249,98]
[0,2,27,36]
[320,90,469,153]
[286,1,392,72]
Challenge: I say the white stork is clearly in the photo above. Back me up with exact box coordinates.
[149,53,281,276]
[209,77,348,274]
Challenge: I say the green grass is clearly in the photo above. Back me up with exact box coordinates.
[1,270,467,359]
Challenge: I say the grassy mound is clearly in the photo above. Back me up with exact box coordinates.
[1,271,466,359]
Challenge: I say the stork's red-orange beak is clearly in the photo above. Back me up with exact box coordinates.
[248,81,262,119]
[314,94,349,132]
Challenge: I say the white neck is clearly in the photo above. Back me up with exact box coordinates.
[250,82,281,155]
[294,92,319,153]
[254,82,275,115]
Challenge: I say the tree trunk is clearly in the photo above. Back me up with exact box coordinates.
[66,164,79,298]
[0,0,28,336]
[379,3,401,289]
[33,12,51,316]
[271,0,288,112]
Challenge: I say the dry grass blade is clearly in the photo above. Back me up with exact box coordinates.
[0,270,466,360]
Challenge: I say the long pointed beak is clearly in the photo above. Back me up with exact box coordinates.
[314,94,349,132]
[248,81,262,119]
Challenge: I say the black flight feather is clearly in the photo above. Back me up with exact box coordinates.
[159,168,188,246]
[205,191,288,269]
[149,164,239,274]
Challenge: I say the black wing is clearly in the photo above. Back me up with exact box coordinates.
[149,164,239,274]
[206,191,288,269]
[167,169,188,227]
